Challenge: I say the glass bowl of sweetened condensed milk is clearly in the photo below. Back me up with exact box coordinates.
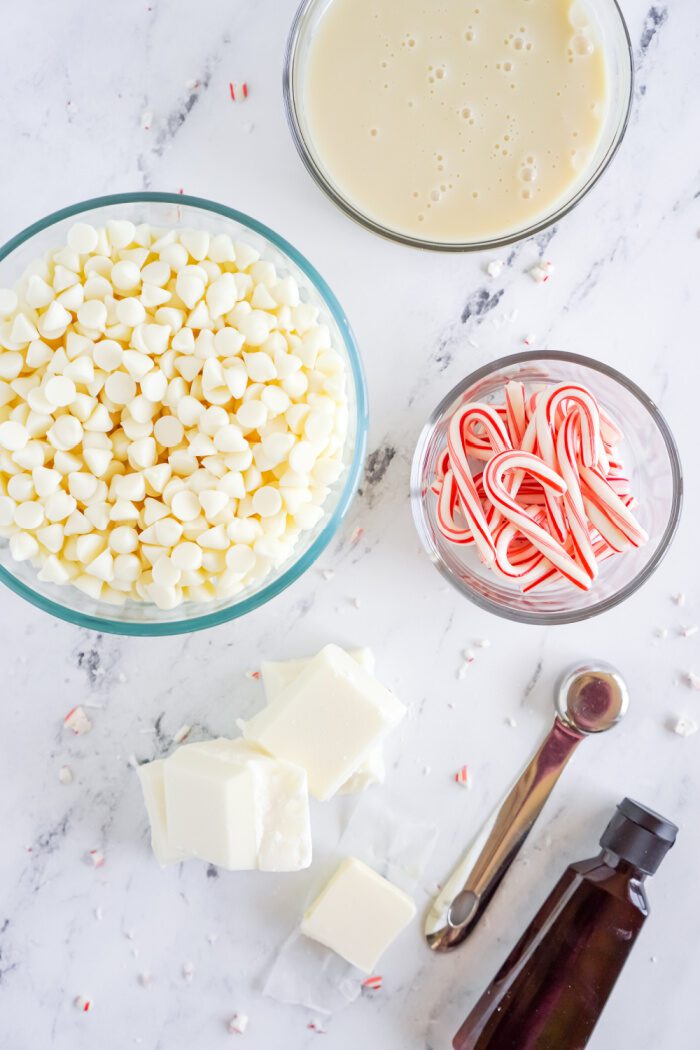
[284,0,632,250]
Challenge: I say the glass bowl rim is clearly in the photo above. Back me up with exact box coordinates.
[283,0,634,252]
[410,350,683,625]
[0,190,369,636]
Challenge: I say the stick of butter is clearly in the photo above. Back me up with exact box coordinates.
[138,739,312,871]
[301,857,416,973]
[244,644,405,801]
[260,647,385,795]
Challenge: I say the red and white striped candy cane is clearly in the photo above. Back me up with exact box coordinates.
[447,407,500,563]
[583,497,630,553]
[493,519,548,581]
[436,469,474,545]
[505,381,527,446]
[579,465,648,548]
[536,383,603,468]
[456,403,512,461]
[535,384,603,543]
[431,446,451,494]
[556,411,598,581]
[482,450,592,591]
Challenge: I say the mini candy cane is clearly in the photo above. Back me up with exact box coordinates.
[583,498,630,553]
[556,412,597,580]
[494,520,548,581]
[436,470,474,545]
[535,385,601,542]
[505,381,527,446]
[447,410,497,564]
[483,451,592,591]
[456,403,512,461]
[579,465,648,547]
[535,384,602,467]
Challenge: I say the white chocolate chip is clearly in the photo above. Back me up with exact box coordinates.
[68,223,99,254]
[0,224,348,609]
[111,260,142,292]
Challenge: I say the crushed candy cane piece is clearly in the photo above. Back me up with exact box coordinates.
[486,259,503,278]
[350,526,364,544]
[227,1012,249,1034]
[64,706,92,735]
[679,625,699,638]
[184,78,200,91]
[655,627,669,639]
[182,961,195,981]
[672,592,686,606]
[362,974,383,991]
[685,672,700,691]
[351,596,362,609]
[74,995,92,1013]
[58,765,74,784]
[528,260,554,283]
[87,849,105,868]
[141,110,153,131]
[138,971,153,988]
[321,569,335,581]
[172,724,191,744]
[522,333,537,345]
[454,765,471,787]
[506,715,518,728]
[474,638,491,648]
[462,649,476,664]
[307,1019,327,1034]
[672,717,698,738]
[244,670,261,681]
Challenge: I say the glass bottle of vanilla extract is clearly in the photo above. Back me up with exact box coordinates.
[453,799,678,1050]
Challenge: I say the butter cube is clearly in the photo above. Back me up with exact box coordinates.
[244,644,405,800]
[301,857,416,973]
[161,739,311,871]
[260,647,385,795]
[137,759,188,867]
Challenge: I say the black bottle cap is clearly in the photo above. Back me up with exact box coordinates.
[600,798,678,875]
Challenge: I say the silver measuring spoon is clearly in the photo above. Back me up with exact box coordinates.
[425,661,629,953]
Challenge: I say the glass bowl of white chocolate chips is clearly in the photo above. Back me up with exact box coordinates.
[0,193,367,635]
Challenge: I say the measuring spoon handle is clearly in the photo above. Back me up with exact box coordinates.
[426,717,584,952]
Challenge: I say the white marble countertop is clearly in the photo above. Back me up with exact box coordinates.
[1,0,698,1046]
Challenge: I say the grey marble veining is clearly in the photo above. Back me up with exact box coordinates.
[1,0,699,1047]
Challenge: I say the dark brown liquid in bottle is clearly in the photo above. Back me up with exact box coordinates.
[453,852,648,1050]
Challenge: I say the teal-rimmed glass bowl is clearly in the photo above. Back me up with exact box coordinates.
[0,192,368,636]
